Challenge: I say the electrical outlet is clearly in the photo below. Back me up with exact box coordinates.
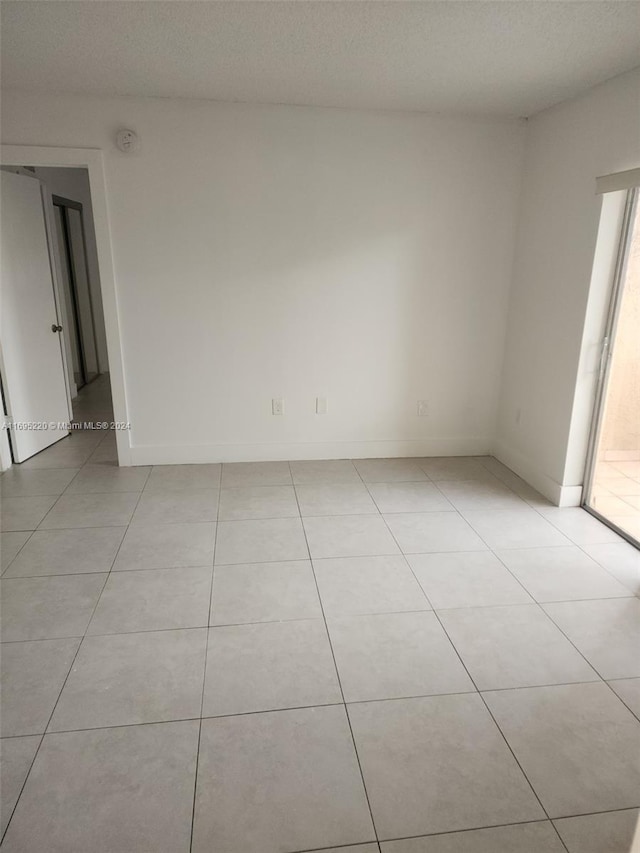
[272,398,284,416]
[417,400,429,417]
[316,397,328,415]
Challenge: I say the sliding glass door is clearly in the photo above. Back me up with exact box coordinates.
[583,187,640,545]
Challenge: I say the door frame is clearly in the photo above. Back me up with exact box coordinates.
[52,194,100,390]
[581,186,639,545]
[1,145,131,465]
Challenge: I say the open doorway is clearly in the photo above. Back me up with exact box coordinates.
[0,164,115,467]
[583,187,640,545]
[53,194,99,392]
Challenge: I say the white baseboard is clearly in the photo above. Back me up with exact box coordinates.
[128,437,492,467]
[492,439,582,507]
[556,484,584,507]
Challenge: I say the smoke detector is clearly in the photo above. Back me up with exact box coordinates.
[116,129,139,153]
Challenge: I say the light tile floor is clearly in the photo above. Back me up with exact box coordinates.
[590,456,640,543]
[1,439,640,850]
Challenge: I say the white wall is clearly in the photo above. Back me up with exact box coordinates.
[32,166,109,374]
[1,91,525,464]
[495,68,640,504]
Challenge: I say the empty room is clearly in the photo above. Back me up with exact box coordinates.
[1,2,639,852]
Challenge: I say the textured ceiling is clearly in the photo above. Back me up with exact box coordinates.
[1,1,639,117]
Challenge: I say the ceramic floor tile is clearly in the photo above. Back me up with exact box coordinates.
[582,541,640,596]
[38,493,139,529]
[439,604,598,690]
[296,482,377,516]
[289,459,360,484]
[348,693,544,840]
[608,678,640,718]
[113,522,215,571]
[462,509,570,549]
[65,465,151,494]
[367,482,453,513]
[408,551,532,609]
[1,468,79,497]
[144,463,221,492]
[542,598,640,679]
[1,531,30,572]
[484,682,640,816]
[303,514,400,559]
[131,490,219,525]
[554,808,640,853]
[594,494,639,516]
[354,458,429,483]
[210,560,321,625]
[384,512,486,554]
[1,638,80,736]
[49,628,207,731]
[610,461,640,478]
[320,847,379,853]
[203,619,341,715]
[328,611,474,702]
[1,721,199,853]
[218,485,299,520]
[381,821,565,852]
[87,567,212,635]
[4,527,126,577]
[597,477,640,496]
[86,439,118,466]
[497,546,632,602]
[221,461,292,488]
[436,478,527,511]
[0,735,41,836]
[1,574,106,641]
[18,442,94,470]
[215,517,308,564]
[539,507,624,544]
[1,496,58,531]
[3,451,638,849]
[314,555,429,617]
[192,706,374,853]
[53,431,103,451]
[479,458,552,508]
[419,457,495,482]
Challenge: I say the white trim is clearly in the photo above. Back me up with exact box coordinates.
[0,427,12,471]
[129,437,492,466]
[596,167,640,194]
[40,181,74,417]
[492,438,580,506]
[563,190,629,493]
[0,145,132,465]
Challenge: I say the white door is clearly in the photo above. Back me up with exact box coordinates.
[0,171,70,461]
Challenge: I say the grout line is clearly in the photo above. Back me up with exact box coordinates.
[2,453,636,848]
[372,496,572,853]
[189,458,222,853]
[1,528,37,577]
[291,840,382,853]
[0,433,144,845]
[303,804,640,849]
[1,563,210,580]
[603,680,640,723]
[291,460,380,845]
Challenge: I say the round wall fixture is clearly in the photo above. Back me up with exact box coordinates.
[116,129,139,153]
